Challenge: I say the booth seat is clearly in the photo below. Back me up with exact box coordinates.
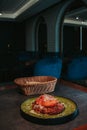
[63,56,87,80]
[34,57,62,78]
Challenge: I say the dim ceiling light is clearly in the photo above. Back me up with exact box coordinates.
[76,17,79,20]
[0,13,2,16]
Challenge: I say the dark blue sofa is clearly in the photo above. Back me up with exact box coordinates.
[63,56,87,80]
[34,57,62,78]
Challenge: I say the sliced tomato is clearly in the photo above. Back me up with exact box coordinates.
[42,100,58,107]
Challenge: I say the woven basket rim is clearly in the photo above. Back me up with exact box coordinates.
[14,76,57,87]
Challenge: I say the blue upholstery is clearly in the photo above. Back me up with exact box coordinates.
[63,56,87,80]
[34,57,62,78]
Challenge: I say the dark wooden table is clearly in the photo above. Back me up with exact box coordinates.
[0,81,87,130]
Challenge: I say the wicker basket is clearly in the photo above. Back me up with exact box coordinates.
[14,76,57,96]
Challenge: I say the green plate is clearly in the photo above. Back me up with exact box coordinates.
[20,96,79,125]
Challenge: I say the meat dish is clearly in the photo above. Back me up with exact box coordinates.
[32,94,65,115]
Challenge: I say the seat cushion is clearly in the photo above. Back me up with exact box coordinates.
[34,57,62,78]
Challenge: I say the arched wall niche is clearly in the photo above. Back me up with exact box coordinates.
[34,16,47,58]
[26,0,87,57]
[56,0,87,58]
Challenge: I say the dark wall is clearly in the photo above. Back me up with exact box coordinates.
[82,27,87,52]
[0,21,25,53]
[63,25,80,57]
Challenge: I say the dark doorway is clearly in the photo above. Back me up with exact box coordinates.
[36,17,47,58]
